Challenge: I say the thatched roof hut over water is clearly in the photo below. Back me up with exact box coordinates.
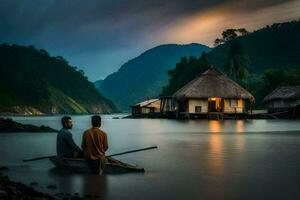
[131,98,161,116]
[264,86,300,114]
[172,68,254,114]
[264,86,300,102]
[173,68,254,102]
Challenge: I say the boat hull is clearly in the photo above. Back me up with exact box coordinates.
[49,156,144,174]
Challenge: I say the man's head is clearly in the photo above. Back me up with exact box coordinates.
[61,116,73,129]
[91,115,101,128]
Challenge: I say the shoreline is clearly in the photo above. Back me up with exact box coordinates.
[0,112,125,117]
[0,172,84,200]
[123,114,300,120]
[0,118,58,133]
[0,173,54,200]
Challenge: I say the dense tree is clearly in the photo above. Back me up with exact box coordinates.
[247,68,300,107]
[214,28,249,46]
[23,70,51,106]
[262,68,300,92]
[161,52,211,96]
[39,49,50,57]
[224,41,249,85]
[212,29,250,84]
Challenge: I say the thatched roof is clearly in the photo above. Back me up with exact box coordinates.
[264,86,300,102]
[131,99,160,107]
[173,68,255,102]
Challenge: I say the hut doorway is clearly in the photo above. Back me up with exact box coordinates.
[208,98,223,112]
[178,100,188,112]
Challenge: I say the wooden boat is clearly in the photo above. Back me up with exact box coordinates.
[49,156,144,174]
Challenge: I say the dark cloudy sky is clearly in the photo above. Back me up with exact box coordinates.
[0,0,299,81]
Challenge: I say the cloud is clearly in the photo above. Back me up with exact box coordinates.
[0,0,299,81]
[160,0,300,46]
[1,0,295,48]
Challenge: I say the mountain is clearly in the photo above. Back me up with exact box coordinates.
[0,44,117,115]
[94,80,104,92]
[95,43,211,111]
[207,21,300,73]
[161,20,300,106]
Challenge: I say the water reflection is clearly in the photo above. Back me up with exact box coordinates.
[235,135,245,153]
[49,168,107,198]
[236,120,245,133]
[48,169,85,194]
[208,120,221,133]
[208,133,224,176]
[208,120,245,133]
[207,120,246,176]
[1,116,300,200]
[83,175,107,199]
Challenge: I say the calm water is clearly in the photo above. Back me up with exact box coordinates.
[1,115,300,199]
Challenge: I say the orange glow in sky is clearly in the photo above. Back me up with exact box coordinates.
[160,0,300,46]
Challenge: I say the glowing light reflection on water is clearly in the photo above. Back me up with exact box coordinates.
[0,115,300,199]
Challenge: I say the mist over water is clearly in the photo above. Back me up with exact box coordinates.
[1,115,300,199]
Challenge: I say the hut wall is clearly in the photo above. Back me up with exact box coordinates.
[267,100,293,109]
[188,99,208,113]
[131,106,141,115]
[271,100,287,108]
[141,107,152,114]
[147,100,161,112]
[138,100,161,114]
[267,99,300,113]
[223,99,244,113]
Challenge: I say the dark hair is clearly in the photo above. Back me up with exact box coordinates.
[61,116,71,127]
[91,115,101,127]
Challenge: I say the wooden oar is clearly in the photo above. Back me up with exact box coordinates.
[107,146,158,157]
[23,155,56,162]
[23,145,158,162]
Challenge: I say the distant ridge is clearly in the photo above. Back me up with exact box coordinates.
[95,43,211,111]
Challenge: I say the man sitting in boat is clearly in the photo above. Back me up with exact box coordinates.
[81,115,108,174]
[57,116,82,158]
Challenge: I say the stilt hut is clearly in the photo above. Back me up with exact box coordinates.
[160,96,175,112]
[173,68,255,118]
[264,86,300,115]
[159,96,176,118]
[131,99,161,117]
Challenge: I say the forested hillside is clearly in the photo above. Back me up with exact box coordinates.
[0,44,117,114]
